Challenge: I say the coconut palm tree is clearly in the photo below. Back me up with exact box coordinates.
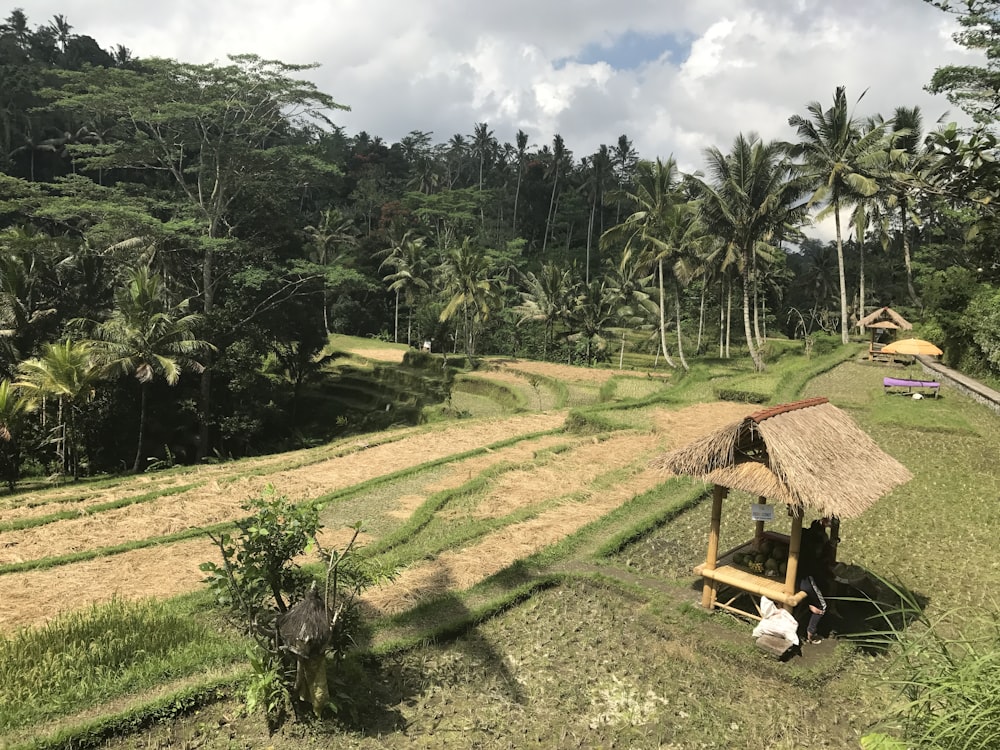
[788,86,886,343]
[438,238,498,359]
[513,262,578,359]
[379,230,430,345]
[83,266,214,473]
[16,339,101,479]
[600,157,693,368]
[580,145,614,284]
[542,135,571,254]
[698,133,807,372]
[303,208,359,335]
[512,130,531,236]
[885,105,935,306]
[0,379,34,490]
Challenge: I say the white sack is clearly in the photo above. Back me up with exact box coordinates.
[752,596,800,645]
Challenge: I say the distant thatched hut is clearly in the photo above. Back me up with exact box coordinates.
[651,397,912,619]
[857,306,913,361]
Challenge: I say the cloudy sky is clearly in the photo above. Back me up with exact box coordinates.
[13,1,979,174]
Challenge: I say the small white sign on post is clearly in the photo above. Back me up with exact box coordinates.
[751,503,774,522]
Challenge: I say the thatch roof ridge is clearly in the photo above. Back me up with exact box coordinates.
[857,306,912,330]
[651,400,912,518]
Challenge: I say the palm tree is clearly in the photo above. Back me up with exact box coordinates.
[542,135,571,254]
[788,86,886,343]
[885,105,933,306]
[601,157,692,368]
[513,262,577,359]
[568,279,618,365]
[698,133,807,372]
[470,122,495,192]
[512,130,531,236]
[612,134,639,223]
[580,145,613,283]
[0,379,33,490]
[438,238,498,359]
[379,230,430,345]
[16,339,101,479]
[83,267,214,473]
[303,208,359,335]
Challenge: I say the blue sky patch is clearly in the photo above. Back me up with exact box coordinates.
[558,30,692,71]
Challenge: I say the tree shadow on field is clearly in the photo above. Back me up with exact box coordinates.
[335,563,527,736]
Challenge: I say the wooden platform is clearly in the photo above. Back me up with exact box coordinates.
[694,533,808,620]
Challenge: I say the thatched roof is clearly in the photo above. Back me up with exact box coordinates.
[650,397,912,518]
[857,306,912,330]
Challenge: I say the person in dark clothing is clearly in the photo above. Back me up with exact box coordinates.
[799,520,832,644]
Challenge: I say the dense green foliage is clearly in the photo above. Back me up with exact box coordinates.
[0,5,998,478]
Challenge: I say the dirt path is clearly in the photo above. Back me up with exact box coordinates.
[0,403,752,632]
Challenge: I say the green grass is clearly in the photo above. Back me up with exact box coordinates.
[10,345,1000,749]
[0,597,242,733]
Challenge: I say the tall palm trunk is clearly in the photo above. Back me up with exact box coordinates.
[674,285,688,371]
[512,167,523,235]
[858,238,866,332]
[742,264,764,372]
[726,279,733,359]
[393,289,400,344]
[697,284,706,354]
[585,200,596,284]
[133,381,149,473]
[900,200,920,306]
[543,172,558,254]
[834,198,849,344]
[657,260,676,367]
[719,278,725,358]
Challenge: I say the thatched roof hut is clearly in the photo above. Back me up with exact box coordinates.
[857,307,913,359]
[651,397,912,518]
[857,306,912,331]
[651,397,912,616]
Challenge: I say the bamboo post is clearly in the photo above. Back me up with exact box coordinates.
[782,511,803,613]
[754,496,767,549]
[828,516,841,562]
[701,485,727,609]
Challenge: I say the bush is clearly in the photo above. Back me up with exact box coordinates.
[200,486,387,725]
[808,332,841,356]
[713,387,770,404]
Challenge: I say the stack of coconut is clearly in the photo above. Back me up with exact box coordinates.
[732,538,789,577]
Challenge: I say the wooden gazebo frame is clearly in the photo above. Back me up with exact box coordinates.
[651,397,912,619]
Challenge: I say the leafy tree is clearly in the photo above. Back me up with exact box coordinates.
[81,266,214,473]
[789,86,887,343]
[925,0,1000,124]
[45,54,348,459]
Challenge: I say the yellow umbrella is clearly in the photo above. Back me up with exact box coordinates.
[879,338,943,356]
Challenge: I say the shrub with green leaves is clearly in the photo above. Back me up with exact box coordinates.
[200,485,387,725]
[201,485,320,619]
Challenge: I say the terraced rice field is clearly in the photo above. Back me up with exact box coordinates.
[0,356,749,634]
